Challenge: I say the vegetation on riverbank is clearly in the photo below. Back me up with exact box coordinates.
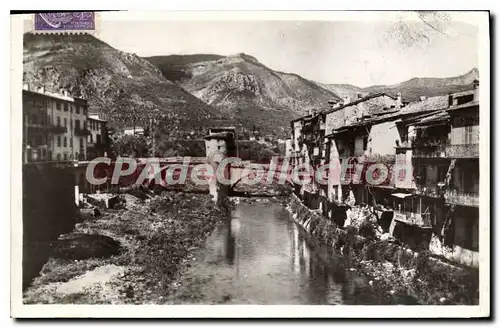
[23,191,226,304]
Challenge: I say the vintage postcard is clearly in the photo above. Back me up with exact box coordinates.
[10,11,490,318]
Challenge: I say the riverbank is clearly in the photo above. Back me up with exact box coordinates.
[287,194,479,305]
[23,191,226,304]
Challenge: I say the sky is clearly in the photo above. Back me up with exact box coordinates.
[96,12,479,87]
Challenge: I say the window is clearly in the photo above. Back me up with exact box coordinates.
[56,153,61,160]
[70,119,73,131]
[63,153,68,160]
[437,166,447,183]
[75,152,79,160]
[75,119,80,130]
[464,125,473,144]
[56,116,61,126]
[57,136,61,147]
[63,137,67,147]
[64,103,69,111]
[70,138,73,147]
[363,136,369,150]
[56,102,61,110]
[64,118,67,127]
[80,138,84,149]
[76,106,80,114]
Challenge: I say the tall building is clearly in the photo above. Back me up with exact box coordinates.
[23,84,89,163]
[87,113,108,159]
[288,82,480,267]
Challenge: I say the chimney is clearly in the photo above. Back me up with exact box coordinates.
[329,100,341,110]
[473,79,479,101]
[37,86,45,93]
[357,93,363,99]
[473,79,479,89]
[396,92,402,107]
[419,95,427,102]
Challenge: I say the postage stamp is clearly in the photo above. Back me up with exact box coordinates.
[34,12,95,31]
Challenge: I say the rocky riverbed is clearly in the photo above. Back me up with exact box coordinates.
[23,191,226,304]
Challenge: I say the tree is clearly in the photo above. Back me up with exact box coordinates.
[110,134,149,158]
[386,11,451,48]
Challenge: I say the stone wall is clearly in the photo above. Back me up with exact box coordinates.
[23,163,79,288]
[287,194,479,305]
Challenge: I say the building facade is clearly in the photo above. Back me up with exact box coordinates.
[288,83,480,267]
[23,84,90,163]
[87,114,108,159]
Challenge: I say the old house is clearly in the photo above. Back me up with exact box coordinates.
[323,93,402,136]
[87,114,108,160]
[23,84,89,163]
[394,84,480,266]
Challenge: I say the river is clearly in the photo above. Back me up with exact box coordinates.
[168,198,418,305]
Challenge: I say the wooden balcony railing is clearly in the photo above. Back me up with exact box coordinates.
[444,190,479,207]
[75,127,91,137]
[47,124,67,134]
[445,144,479,158]
[393,210,432,227]
[412,144,447,158]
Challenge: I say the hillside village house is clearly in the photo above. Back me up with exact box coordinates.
[120,126,145,136]
[22,85,110,163]
[394,80,480,267]
[23,84,91,163]
[288,83,480,267]
[87,113,108,159]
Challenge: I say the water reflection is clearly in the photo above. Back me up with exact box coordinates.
[173,200,416,305]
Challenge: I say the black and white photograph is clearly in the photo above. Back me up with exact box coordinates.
[10,10,490,318]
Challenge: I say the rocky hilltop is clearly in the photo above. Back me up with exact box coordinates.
[146,53,341,137]
[320,68,479,102]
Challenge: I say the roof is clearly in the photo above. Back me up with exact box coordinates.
[450,90,475,98]
[22,87,87,103]
[209,126,236,131]
[327,108,401,136]
[400,95,449,115]
[291,115,312,123]
[88,115,107,122]
[121,126,144,131]
[413,111,450,127]
[322,93,397,115]
[204,132,233,140]
[447,100,479,112]
[391,193,414,198]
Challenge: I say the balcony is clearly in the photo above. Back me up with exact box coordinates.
[412,143,447,158]
[444,190,479,207]
[75,127,91,137]
[47,125,67,134]
[393,210,432,227]
[445,144,479,158]
[415,185,444,198]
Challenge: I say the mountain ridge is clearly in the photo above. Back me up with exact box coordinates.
[145,52,341,137]
[23,33,232,142]
[319,68,479,102]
